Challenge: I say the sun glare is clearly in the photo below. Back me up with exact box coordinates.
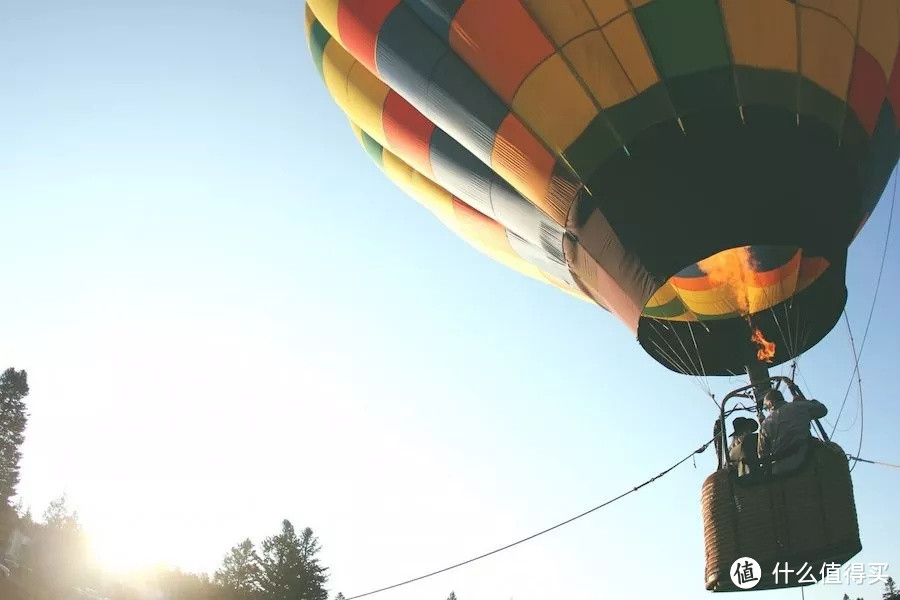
[87,518,174,574]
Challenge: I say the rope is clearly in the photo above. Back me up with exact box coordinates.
[345,439,714,599]
[831,168,896,436]
[847,455,900,469]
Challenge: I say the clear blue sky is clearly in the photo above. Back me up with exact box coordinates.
[2,2,898,599]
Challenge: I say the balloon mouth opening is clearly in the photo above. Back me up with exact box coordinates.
[636,247,846,376]
[640,245,830,323]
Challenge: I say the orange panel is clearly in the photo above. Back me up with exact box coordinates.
[492,114,554,209]
[337,0,401,73]
[450,0,555,103]
[382,90,436,176]
[522,0,594,46]
[723,0,797,72]
[603,12,659,93]
[800,7,855,99]
[563,30,636,108]
[584,0,630,25]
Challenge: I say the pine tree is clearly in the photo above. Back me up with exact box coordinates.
[258,520,328,600]
[0,367,29,506]
[447,592,458,600]
[884,576,900,600]
[215,538,262,598]
[33,494,90,594]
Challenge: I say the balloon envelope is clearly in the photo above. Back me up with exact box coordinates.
[305,0,900,375]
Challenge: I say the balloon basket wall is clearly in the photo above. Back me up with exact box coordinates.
[701,441,861,592]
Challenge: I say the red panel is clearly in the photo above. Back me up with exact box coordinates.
[751,250,801,287]
[450,0,554,103]
[382,90,436,176]
[886,47,900,128]
[671,274,714,292]
[848,47,888,135]
[337,0,401,73]
[796,257,830,287]
[452,198,512,252]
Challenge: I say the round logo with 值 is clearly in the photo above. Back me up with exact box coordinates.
[730,557,761,589]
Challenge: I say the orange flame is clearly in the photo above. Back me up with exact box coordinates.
[751,328,776,363]
[699,248,778,362]
[697,246,758,316]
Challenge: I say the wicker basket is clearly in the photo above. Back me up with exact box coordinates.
[701,441,861,592]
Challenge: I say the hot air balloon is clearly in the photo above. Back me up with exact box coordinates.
[304,0,899,592]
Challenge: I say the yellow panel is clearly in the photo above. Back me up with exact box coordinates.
[800,0,860,34]
[646,282,678,307]
[603,13,659,93]
[381,149,458,229]
[349,121,365,145]
[541,272,591,302]
[350,116,577,299]
[676,287,745,317]
[723,0,797,72]
[304,4,316,38]
[858,0,900,77]
[800,7,855,98]
[564,30,636,108]
[305,0,342,44]
[746,282,795,314]
[321,38,356,111]
[347,63,390,146]
[584,0,630,25]
[321,38,395,149]
[479,244,548,281]
[674,281,795,317]
[512,54,599,152]
[386,157,552,289]
[522,0,594,46]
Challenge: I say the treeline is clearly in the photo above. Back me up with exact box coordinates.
[0,367,459,600]
[2,497,331,599]
[843,578,900,600]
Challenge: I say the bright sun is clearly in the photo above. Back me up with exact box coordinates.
[87,517,174,573]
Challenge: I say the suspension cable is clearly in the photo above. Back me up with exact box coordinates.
[830,168,896,436]
[345,438,714,599]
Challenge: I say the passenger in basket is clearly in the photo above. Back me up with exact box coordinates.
[760,389,828,474]
[728,416,759,477]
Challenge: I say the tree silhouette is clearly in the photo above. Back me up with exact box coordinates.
[883,576,900,600]
[215,538,262,599]
[0,367,29,507]
[257,520,328,600]
[447,592,458,600]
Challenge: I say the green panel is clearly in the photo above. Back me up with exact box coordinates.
[359,130,385,168]
[798,78,845,138]
[690,310,743,322]
[605,83,675,143]
[735,67,796,111]
[308,19,331,78]
[562,115,621,181]
[642,294,687,319]
[667,67,738,116]
[634,0,730,79]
